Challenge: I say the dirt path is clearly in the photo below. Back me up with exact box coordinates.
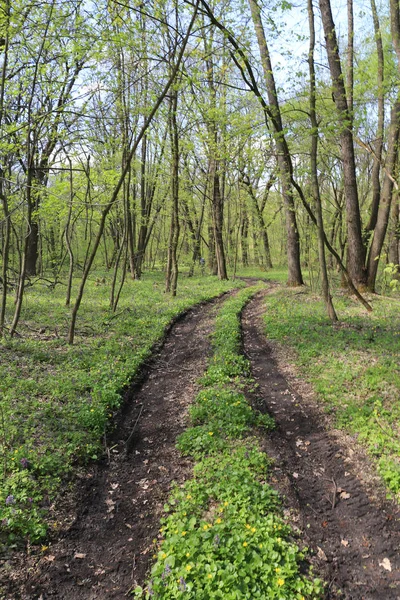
[7,296,226,600]
[242,290,400,599]
[4,285,400,600]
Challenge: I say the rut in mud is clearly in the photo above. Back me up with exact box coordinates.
[6,296,226,600]
[4,284,400,600]
[242,290,400,600]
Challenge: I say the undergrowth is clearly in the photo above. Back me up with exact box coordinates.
[134,285,324,599]
[263,288,400,497]
[0,272,243,543]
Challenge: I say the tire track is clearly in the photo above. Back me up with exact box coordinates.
[242,290,400,599]
[6,294,231,600]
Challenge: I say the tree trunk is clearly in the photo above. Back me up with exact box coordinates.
[212,160,228,280]
[165,89,180,296]
[241,212,249,267]
[366,0,384,234]
[308,0,337,321]
[67,8,198,343]
[247,0,303,286]
[366,102,400,290]
[319,0,366,288]
[388,189,400,266]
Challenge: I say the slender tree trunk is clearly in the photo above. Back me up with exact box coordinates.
[319,0,366,288]
[0,187,10,335]
[241,212,249,267]
[366,0,385,233]
[165,89,180,296]
[212,160,228,280]
[308,0,337,321]
[67,8,198,343]
[10,168,33,337]
[189,179,207,277]
[0,0,10,335]
[388,189,400,266]
[240,174,273,269]
[64,158,75,306]
[347,0,354,125]
[247,0,303,286]
[366,103,400,290]
[208,221,217,275]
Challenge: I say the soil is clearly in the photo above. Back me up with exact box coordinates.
[2,283,400,599]
[242,289,400,599]
[2,295,226,600]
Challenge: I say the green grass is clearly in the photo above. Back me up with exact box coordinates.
[0,272,245,542]
[263,288,400,496]
[233,266,289,284]
[135,286,324,599]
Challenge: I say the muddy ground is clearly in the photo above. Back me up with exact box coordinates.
[2,284,400,599]
[242,290,400,599]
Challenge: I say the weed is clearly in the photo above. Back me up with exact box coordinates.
[135,285,324,599]
[0,273,243,541]
[263,288,400,497]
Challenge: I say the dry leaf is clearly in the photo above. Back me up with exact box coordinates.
[105,498,115,513]
[341,539,349,547]
[74,553,86,560]
[110,483,119,490]
[379,558,392,572]
[44,555,56,562]
[292,472,299,479]
[340,491,351,499]
[317,546,328,561]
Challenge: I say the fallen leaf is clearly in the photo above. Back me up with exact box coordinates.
[341,539,349,547]
[110,483,119,490]
[379,558,392,572]
[44,555,56,562]
[105,498,115,513]
[74,553,86,559]
[317,546,328,561]
[292,472,299,479]
[340,491,351,499]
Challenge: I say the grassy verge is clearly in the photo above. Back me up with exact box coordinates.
[0,272,244,543]
[135,285,324,599]
[263,287,400,497]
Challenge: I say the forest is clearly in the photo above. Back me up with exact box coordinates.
[1,0,400,597]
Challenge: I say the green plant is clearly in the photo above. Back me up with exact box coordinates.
[263,287,400,497]
[135,285,323,599]
[134,445,323,599]
[0,273,244,542]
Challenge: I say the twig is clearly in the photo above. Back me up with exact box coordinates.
[324,477,338,509]
[124,404,144,454]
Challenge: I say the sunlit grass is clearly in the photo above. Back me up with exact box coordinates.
[0,272,244,542]
[263,288,400,497]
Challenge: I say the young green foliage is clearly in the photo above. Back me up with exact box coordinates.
[0,273,241,541]
[263,287,400,496]
[135,285,323,599]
